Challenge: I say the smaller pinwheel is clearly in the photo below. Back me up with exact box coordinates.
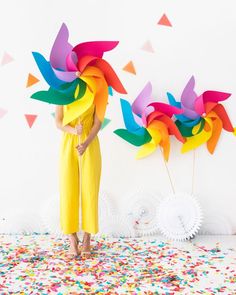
[167,76,235,154]
[114,82,185,160]
[30,23,126,124]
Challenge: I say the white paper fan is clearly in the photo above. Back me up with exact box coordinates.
[98,190,116,222]
[124,189,162,237]
[199,213,233,235]
[98,213,135,238]
[0,208,42,234]
[157,192,203,241]
[39,194,64,238]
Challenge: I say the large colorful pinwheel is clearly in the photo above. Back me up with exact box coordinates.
[30,23,127,125]
[167,76,235,154]
[114,82,185,160]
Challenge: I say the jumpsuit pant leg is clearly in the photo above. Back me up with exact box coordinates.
[81,135,102,234]
[59,133,80,234]
[59,132,101,235]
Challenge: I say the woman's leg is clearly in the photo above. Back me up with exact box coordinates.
[81,232,91,257]
[68,232,80,256]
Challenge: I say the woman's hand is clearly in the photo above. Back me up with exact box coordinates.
[76,142,88,156]
[75,123,83,135]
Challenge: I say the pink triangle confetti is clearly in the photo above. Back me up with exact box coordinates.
[141,40,155,53]
[1,52,14,66]
[24,114,37,128]
[0,108,7,119]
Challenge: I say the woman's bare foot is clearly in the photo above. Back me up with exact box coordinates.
[67,233,80,257]
[81,232,91,258]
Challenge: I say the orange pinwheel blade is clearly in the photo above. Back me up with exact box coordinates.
[207,117,223,154]
[159,114,185,143]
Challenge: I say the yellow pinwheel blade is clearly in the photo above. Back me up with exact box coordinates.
[181,117,213,153]
[136,140,157,159]
[146,126,162,145]
[62,77,95,126]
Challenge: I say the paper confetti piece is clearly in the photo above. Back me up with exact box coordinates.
[141,40,155,53]
[122,61,136,75]
[26,73,40,87]
[24,114,37,128]
[1,52,14,66]
[157,14,172,27]
[101,117,111,130]
[0,107,7,119]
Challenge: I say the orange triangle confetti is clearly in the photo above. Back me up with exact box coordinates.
[24,114,37,128]
[1,52,14,66]
[157,14,172,27]
[122,61,136,75]
[141,40,155,53]
[26,73,39,87]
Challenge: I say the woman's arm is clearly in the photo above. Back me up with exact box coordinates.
[55,105,78,135]
[76,111,102,155]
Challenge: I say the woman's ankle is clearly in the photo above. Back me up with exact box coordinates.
[83,232,91,243]
[69,232,78,242]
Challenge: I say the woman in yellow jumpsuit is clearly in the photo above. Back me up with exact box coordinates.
[55,99,102,258]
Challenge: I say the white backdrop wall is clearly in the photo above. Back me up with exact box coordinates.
[0,0,236,233]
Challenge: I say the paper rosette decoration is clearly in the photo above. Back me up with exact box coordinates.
[167,76,235,154]
[124,189,162,237]
[157,193,203,241]
[114,82,185,160]
[30,23,126,125]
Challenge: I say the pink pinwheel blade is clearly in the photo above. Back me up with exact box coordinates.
[202,90,231,103]
[66,51,78,71]
[148,102,183,117]
[195,94,205,115]
[142,105,155,127]
[72,41,119,62]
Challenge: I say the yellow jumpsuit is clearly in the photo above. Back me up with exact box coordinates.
[59,103,102,235]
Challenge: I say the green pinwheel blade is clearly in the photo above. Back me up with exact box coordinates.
[195,119,205,134]
[74,79,87,99]
[114,128,151,146]
[175,120,194,137]
[175,119,205,137]
[31,88,74,105]
[30,78,87,105]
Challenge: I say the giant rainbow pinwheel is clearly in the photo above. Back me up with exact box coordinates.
[167,76,235,154]
[30,23,127,125]
[114,82,185,160]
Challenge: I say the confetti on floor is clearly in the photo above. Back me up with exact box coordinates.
[0,234,235,294]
